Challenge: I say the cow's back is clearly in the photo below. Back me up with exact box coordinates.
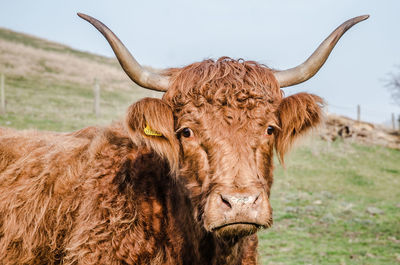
[0,124,203,264]
[0,126,99,263]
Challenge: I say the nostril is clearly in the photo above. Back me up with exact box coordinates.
[220,194,232,209]
[253,193,261,205]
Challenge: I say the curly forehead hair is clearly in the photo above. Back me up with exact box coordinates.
[163,57,283,112]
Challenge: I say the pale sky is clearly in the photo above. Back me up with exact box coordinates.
[1,0,399,124]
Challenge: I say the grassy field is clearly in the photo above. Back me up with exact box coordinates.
[0,27,399,265]
[0,74,157,131]
[0,27,161,131]
[260,139,400,265]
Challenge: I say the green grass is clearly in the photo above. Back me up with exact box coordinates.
[0,73,157,131]
[259,139,400,265]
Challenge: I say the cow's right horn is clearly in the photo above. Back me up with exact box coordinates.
[78,13,169,92]
[274,15,369,88]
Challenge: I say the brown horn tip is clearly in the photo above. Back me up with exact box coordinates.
[274,15,370,88]
[77,13,169,92]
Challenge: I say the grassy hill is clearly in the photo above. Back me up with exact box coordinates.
[0,28,399,264]
[0,27,161,131]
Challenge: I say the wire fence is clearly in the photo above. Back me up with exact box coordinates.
[1,72,399,130]
[326,103,400,130]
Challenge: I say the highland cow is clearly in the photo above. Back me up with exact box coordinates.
[0,13,368,264]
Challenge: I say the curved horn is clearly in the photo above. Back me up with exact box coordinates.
[274,15,369,88]
[78,13,169,92]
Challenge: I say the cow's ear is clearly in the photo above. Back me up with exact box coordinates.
[275,93,324,162]
[125,98,179,173]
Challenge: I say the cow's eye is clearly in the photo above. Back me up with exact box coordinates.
[181,128,193,138]
[266,126,274,135]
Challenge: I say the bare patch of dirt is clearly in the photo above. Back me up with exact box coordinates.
[320,114,400,150]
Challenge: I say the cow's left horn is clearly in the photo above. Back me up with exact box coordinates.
[78,13,169,92]
[274,15,369,88]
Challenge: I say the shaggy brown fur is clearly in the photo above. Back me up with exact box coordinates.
[0,57,323,264]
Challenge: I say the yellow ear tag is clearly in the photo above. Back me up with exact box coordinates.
[144,123,163,137]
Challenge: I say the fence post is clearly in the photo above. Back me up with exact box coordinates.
[398,114,400,133]
[0,73,5,115]
[93,79,100,117]
[392,113,396,130]
[357,104,360,122]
